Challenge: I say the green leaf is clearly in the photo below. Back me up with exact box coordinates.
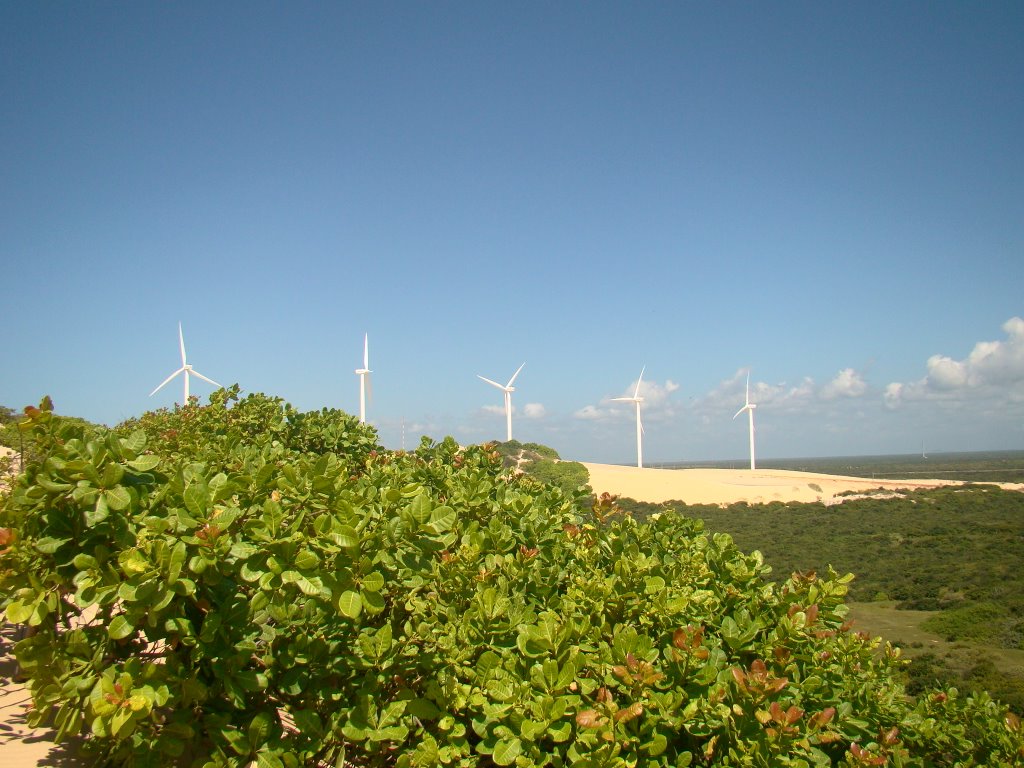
[4,599,33,624]
[127,454,160,472]
[101,463,126,488]
[73,553,99,570]
[295,574,327,597]
[249,711,274,749]
[644,575,666,594]
[256,751,284,768]
[294,549,320,570]
[361,571,385,592]
[358,624,393,661]
[644,731,668,756]
[333,525,360,549]
[407,493,433,524]
[167,542,186,584]
[183,483,209,517]
[492,737,523,766]
[412,735,439,766]
[291,708,323,736]
[361,589,386,614]
[104,486,131,511]
[338,590,362,619]
[425,505,456,534]
[122,430,147,453]
[406,698,444,720]
[35,536,70,554]
[108,615,134,639]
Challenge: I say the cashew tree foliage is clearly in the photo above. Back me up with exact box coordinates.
[1,391,1021,766]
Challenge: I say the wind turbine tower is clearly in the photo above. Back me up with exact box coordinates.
[734,370,757,470]
[150,322,222,404]
[478,363,525,442]
[612,366,645,468]
[355,334,372,423]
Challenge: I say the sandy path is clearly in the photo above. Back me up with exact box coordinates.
[0,625,82,765]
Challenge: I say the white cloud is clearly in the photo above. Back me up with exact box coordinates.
[820,368,867,400]
[573,404,606,420]
[482,404,508,416]
[700,369,791,411]
[523,403,546,419]
[634,378,680,408]
[574,377,681,422]
[885,317,1024,407]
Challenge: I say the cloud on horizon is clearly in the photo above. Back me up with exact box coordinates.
[523,402,546,419]
[885,316,1024,408]
[573,378,681,422]
[820,368,868,400]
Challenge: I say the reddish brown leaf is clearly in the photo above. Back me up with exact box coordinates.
[576,710,606,729]
[614,702,643,723]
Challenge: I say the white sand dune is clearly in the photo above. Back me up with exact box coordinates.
[581,462,1021,506]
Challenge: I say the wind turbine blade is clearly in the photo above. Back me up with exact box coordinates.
[506,362,526,388]
[189,370,221,388]
[363,334,369,369]
[477,375,507,391]
[733,405,748,420]
[178,323,187,366]
[150,368,184,397]
[745,371,751,406]
[634,365,646,399]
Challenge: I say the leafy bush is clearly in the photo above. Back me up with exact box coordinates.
[921,602,1006,644]
[2,396,1023,766]
[490,440,590,496]
[521,443,560,460]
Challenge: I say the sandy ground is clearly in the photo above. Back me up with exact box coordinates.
[581,462,1023,506]
[2,447,84,764]
[0,625,83,765]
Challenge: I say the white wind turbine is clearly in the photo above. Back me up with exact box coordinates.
[478,363,525,442]
[612,366,645,468]
[733,370,757,470]
[354,334,372,423]
[149,322,222,404]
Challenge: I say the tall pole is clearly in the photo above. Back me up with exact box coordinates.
[748,409,756,470]
[358,375,366,423]
[505,391,513,441]
[635,401,643,468]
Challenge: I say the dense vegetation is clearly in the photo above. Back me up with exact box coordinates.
[1,399,100,471]
[2,392,1023,766]
[617,488,1024,709]
[492,440,591,496]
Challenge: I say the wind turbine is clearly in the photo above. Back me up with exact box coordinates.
[355,333,372,423]
[612,366,645,468]
[478,363,525,442]
[149,322,222,404]
[733,370,757,470]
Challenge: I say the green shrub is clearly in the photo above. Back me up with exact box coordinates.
[2,396,1022,766]
[523,459,589,496]
[921,602,1006,644]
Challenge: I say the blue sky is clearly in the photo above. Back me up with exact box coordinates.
[2,2,1022,463]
